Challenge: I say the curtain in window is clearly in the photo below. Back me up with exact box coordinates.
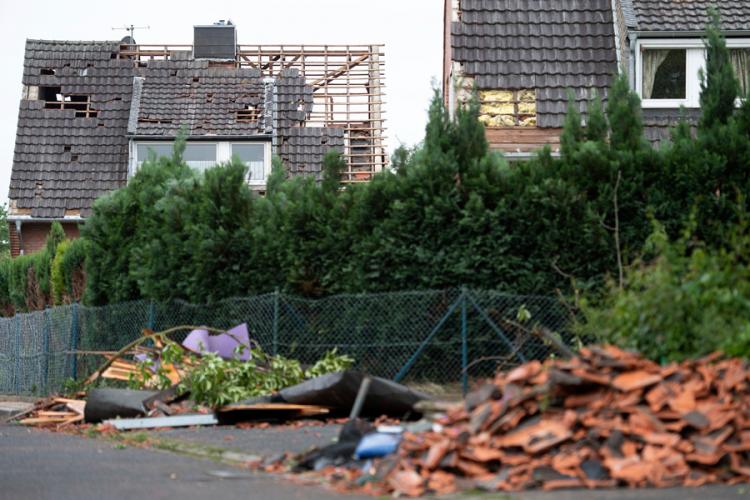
[642,50,670,99]
[730,49,750,97]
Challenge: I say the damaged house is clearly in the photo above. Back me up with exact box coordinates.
[8,22,386,256]
[443,0,750,156]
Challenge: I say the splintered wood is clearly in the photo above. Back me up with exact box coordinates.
[315,346,750,496]
[18,398,86,428]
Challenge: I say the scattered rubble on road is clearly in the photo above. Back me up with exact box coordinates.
[259,346,750,496]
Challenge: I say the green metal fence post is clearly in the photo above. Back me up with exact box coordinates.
[147,300,156,330]
[272,288,280,356]
[69,303,80,380]
[394,295,463,382]
[14,314,21,394]
[461,287,469,396]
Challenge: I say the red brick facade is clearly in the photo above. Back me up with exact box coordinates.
[8,221,80,257]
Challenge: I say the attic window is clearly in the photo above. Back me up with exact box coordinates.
[41,88,98,118]
[236,105,259,122]
[643,49,687,100]
[40,68,55,75]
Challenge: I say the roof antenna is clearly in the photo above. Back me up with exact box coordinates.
[111,24,150,44]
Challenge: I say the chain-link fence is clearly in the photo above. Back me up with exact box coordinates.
[0,288,575,396]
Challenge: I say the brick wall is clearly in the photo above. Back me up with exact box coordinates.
[9,222,81,257]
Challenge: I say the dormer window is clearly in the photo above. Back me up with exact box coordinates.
[637,39,750,108]
[131,140,271,188]
[731,48,750,96]
[642,49,686,100]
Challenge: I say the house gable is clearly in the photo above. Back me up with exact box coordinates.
[447,0,618,153]
[10,40,132,219]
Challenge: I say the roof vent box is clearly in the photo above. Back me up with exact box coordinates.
[193,22,236,60]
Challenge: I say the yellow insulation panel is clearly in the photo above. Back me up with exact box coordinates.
[479,90,515,103]
[480,103,515,115]
[478,89,537,127]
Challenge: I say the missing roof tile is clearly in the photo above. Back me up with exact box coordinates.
[63,145,71,153]
[71,154,79,162]
[40,68,56,76]
[236,105,259,122]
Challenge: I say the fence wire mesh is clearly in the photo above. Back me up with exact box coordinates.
[0,289,574,396]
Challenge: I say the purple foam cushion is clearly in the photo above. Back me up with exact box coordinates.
[182,323,252,361]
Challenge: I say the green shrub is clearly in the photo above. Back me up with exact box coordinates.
[576,217,750,361]
[0,259,13,314]
[51,240,69,304]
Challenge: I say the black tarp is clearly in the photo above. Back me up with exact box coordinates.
[237,371,429,419]
[84,388,158,423]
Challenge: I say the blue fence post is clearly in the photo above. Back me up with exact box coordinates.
[461,287,469,396]
[147,300,156,330]
[69,303,80,380]
[42,309,50,394]
[14,315,21,394]
[272,288,280,356]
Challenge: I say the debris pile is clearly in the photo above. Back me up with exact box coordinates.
[10,324,426,431]
[303,346,750,496]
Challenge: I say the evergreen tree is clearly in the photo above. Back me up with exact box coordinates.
[699,8,741,130]
[607,74,644,151]
[560,92,583,158]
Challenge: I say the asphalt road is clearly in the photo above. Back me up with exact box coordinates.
[2,422,750,500]
[0,424,361,500]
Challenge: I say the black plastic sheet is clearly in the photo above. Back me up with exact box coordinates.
[84,388,158,423]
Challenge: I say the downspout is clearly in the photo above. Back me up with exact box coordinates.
[15,219,23,256]
[629,32,638,91]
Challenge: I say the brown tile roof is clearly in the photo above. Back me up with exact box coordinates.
[451,0,618,128]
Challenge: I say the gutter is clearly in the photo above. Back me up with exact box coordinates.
[127,134,271,141]
[7,215,85,223]
[634,30,750,38]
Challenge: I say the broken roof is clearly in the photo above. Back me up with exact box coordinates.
[130,56,268,137]
[629,0,750,32]
[10,40,351,218]
[451,0,618,128]
[11,40,132,218]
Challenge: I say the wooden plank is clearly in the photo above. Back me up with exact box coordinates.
[484,127,563,145]
[54,399,86,416]
[19,416,72,425]
[36,411,77,418]
[217,403,329,413]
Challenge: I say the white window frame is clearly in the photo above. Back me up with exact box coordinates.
[129,140,272,188]
[636,38,750,109]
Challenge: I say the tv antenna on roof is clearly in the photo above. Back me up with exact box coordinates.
[112,24,150,42]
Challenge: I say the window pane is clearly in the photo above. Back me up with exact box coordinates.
[232,143,266,181]
[137,143,173,161]
[730,48,750,96]
[183,144,216,162]
[232,144,264,162]
[643,49,686,99]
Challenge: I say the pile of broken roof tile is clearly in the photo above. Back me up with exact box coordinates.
[315,346,750,496]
